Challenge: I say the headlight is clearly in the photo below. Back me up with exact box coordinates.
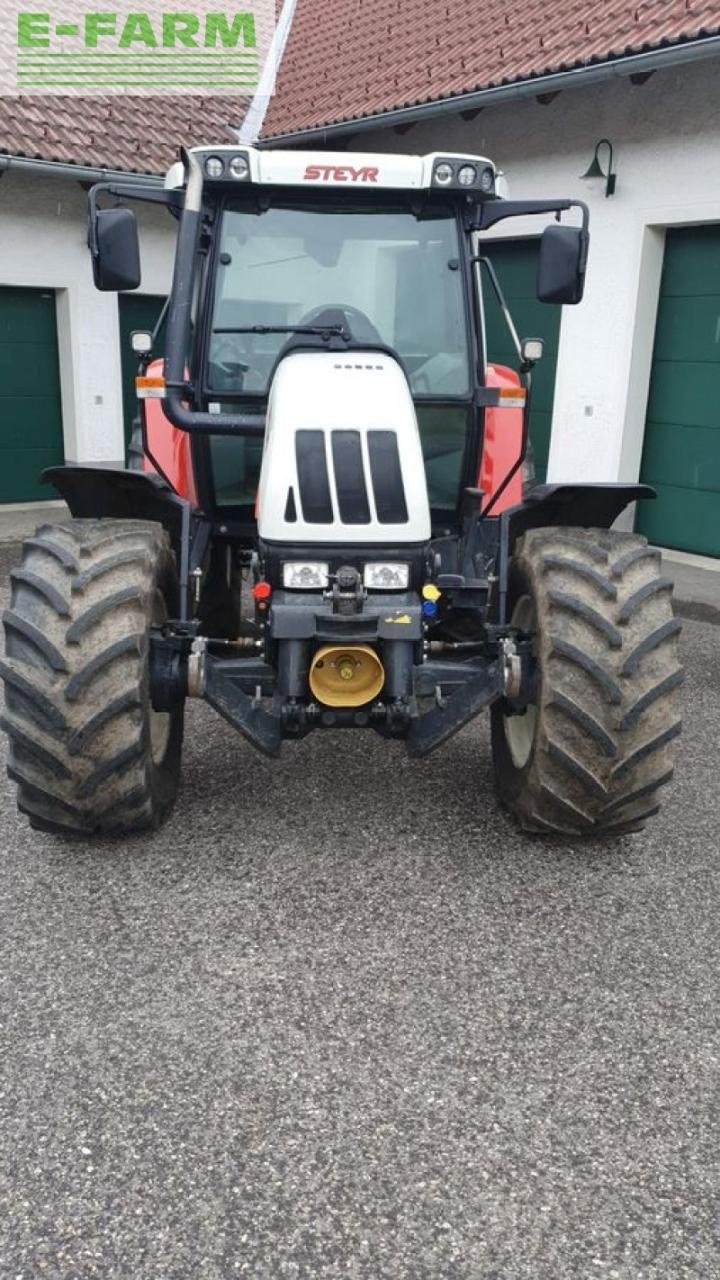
[204,155,225,179]
[457,164,477,187]
[363,563,410,590]
[434,162,454,186]
[229,154,249,180]
[282,562,329,590]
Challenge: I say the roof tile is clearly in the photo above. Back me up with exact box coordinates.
[0,95,251,172]
[1,1,718,166]
[262,0,720,137]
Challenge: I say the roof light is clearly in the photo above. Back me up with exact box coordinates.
[457,164,477,187]
[434,162,454,186]
[479,166,495,193]
[229,154,249,180]
[204,155,225,179]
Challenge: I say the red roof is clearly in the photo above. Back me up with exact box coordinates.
[262,0,720,139]
[1,2,718,170]
[0,96,249,174]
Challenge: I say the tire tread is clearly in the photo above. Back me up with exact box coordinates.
[2,518,183,837]
[492,526,682,837]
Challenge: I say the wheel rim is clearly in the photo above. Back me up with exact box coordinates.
[503,594,538,770]
[149,590,171,765]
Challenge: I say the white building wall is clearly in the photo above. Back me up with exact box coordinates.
[358,59,720,488]
[0,169,175,468]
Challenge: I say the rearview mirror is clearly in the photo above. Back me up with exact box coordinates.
[91,207,141,291]
[537,224,588,304]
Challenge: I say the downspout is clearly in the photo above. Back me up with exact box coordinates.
[237,0,300,143]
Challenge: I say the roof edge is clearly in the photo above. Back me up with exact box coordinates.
[258,32,720,147]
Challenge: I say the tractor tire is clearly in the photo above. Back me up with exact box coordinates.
[491,527,683,837]
[1,518,184,837]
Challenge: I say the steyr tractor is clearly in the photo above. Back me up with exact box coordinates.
[1,146,682,837]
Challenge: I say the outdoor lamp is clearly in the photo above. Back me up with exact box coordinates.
[580,139,616,197]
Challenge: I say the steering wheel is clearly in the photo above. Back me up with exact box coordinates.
[297,303,384,346]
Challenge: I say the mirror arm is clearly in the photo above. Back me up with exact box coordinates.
[87,181,182,258]
[475,196,589,235]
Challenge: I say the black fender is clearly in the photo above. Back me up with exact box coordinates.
[43,465,191,545]
[42,465,197,620]
[502,483,654,548]
[494,482,655,625]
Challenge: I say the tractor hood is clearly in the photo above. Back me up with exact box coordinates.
[256,350,431,544]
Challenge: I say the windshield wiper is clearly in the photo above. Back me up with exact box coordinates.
[212,324,350,341]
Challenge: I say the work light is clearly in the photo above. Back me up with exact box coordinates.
[457,164,477,187]
[204,156,225,179]
[229,154,250,180]
[282,562,329,590]
[434,162,454,186]
[363,563,410,590]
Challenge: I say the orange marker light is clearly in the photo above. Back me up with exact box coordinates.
[135,375,166,400]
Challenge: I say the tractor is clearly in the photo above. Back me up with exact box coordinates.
[1,146,682,837]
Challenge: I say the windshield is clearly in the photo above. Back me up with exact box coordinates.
[207,202,470,398]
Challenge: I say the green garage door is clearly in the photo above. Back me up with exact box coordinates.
[0,286,64,502]
[637,226,720,556]
[483,240,561,483]
[118,293,166,455]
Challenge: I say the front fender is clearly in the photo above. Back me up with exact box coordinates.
[502,482,654,550]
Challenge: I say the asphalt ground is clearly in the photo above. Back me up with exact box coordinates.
[0,542,719,1279]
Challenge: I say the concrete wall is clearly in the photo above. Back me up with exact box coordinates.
[0,169,175,467]
[357,58,720,487]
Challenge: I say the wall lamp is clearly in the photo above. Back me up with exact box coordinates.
[580,138,616,197]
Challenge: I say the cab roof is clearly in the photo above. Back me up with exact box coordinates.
[166,145,498,196]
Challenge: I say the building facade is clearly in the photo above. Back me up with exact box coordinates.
[0,94,243,505]
[0,167,175,500]
[350,59,720,557]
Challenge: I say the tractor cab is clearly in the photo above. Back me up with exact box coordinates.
[206,191,471,519]
[89,145,588,540]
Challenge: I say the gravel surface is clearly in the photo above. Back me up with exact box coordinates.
[0,543,718,1279]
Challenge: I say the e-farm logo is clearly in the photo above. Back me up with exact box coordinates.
[0,1,275,95]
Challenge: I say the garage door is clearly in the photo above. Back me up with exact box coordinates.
[483,241,561,483]
[637,226,720,557]
[0,286,64,503]
[118,293,166,455]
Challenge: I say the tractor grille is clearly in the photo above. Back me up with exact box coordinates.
[331,431,371,524]
[294,428,408,526]
[295,430,333,524]
[367,431,408,524]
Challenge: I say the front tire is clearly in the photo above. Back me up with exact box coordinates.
[491,527,683,837]
[1,519,184,836]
